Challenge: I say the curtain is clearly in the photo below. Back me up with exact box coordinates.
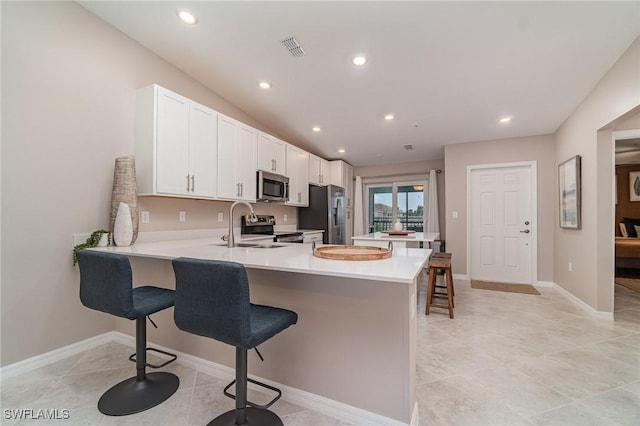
[426,170,440,235]
[354,176,365,236]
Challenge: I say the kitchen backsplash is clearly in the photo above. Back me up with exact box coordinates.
[137,196,297,232]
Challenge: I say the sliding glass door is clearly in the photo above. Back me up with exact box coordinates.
[366,180,426,232]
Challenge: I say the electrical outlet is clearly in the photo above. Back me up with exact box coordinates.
[452,211,458,219]
[141,211,150,224]
[218,212,224,222]
[179,211,186,222]
[568,262,572,272]
[283,214,288,222]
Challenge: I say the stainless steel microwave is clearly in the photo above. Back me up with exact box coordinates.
[257,170,289,202]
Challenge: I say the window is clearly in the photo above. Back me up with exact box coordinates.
[366,180,427,232]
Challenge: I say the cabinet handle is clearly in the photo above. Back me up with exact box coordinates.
[298,192,301,203]
[240,183,243,197]
[236,183,240,196]
[320,174,323,184]
[191,175,195,192]
[186,174,190,192]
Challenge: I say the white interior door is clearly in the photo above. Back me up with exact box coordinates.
[470,165,534,284]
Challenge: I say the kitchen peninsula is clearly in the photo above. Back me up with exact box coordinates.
[94,238,430,424]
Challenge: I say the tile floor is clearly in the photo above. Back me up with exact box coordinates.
[1,280,639,425]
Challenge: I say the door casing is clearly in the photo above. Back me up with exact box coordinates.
[466,161,538,284]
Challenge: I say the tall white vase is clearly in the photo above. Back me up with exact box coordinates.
[113,202,133,247]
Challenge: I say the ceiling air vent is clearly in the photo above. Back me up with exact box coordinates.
[281,37,306,57]
[403,144,414,151]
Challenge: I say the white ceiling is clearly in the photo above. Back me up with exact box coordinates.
[79,1,640,167]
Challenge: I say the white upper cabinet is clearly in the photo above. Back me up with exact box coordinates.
[309,154,330,186]
[330,160,354,208]
[136,84,217,198]
[257,132,286,175]
[285,144,309,207]
[217,114,257,202]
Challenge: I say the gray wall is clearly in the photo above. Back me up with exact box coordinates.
[554,37,640,311]
[443,135,556,282]
[0,1,294,365]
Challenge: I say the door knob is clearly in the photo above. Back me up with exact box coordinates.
[520,229,530,234]
[524,221,530,225]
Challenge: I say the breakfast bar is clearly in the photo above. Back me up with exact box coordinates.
[94,239,430,424]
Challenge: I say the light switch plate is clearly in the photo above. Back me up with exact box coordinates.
[218,212,224,222]
[141,211,150,224]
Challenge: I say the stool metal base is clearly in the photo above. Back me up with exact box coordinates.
[98,372,179,416]
[207,407,283,426]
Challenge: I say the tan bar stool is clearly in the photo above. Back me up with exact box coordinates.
[425,253,454,319]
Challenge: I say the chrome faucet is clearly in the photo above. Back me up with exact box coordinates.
[226,201,257,248]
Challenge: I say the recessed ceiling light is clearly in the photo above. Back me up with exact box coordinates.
[376,154,383,158]
[312,126,321,132]
[352,56,367,66]
[499,116,512,123]
[258,81,272,89]
[384,114,395,121]
[176,10,198,25]
[338,148,346,153]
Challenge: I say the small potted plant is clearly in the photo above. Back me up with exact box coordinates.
[72,229,111,265]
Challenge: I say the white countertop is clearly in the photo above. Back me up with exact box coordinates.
[92,237,430,284]
[352,232,440,242]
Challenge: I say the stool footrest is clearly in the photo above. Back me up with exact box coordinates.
[223,378,282,410]
[129,347,177,369]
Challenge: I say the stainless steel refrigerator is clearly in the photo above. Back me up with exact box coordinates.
[298,185,345,244]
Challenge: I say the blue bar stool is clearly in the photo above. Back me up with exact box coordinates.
[76,250,180,416]
[172,258,298,426]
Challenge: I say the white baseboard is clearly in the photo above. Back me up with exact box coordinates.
[0,332,117,381]
[534,280,555,288]
[552,283,614,320]
[410,402,420,425]
[453,274,469,280]
[2,332,413,425]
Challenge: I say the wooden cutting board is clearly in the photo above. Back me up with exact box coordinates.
[381,230,416,235]
[313,245,392,261]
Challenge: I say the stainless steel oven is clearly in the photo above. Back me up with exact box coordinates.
[241,215,304,243]
[257,170,289,202]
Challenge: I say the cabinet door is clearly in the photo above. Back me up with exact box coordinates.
[257,133,276,172]
[257,133,286,175]
[156,89,190,195]
[286,145,309,206]
[237,124,257,201]
[319,158,330,185]
[189,103,217,198]
[272,138,286,175]
[308,154,321,185]
[217,115,240,199]
[344,162,353,208]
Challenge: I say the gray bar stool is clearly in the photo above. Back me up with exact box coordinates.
[172,258,298,426]
[76,250,180,415]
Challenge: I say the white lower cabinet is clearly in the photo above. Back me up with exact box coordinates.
[285,145,309,207]
[217,114,257,202]
[136,84,218,198]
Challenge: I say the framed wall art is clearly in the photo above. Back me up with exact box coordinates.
[630,171,640,202]
[559,155,581,229]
